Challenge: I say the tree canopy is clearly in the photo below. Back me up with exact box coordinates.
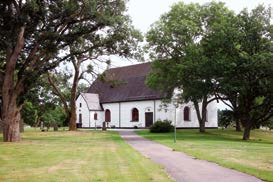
[146,2,234,132]
[0,0,142,142]
[146,2,273,139]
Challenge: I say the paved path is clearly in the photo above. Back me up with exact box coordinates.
[119,130,262,182]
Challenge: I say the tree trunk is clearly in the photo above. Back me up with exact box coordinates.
[2,104,21,142]
[0,120,2,133]
[243,120,252,140]
[193,99,207,133]
[69,80,77,131]
[53,123,58,131]
[69,81,77,131]
[20,119,24,133]
[69,60,80,131]
[69,84,77,131]
[233,110,241,132]
[0,102,2,133]
[2,26,25,142]
[199,120,205,133]
[235,119,241,132]
[69,108,77,131]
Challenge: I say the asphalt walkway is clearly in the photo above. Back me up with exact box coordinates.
[118,130,262,182]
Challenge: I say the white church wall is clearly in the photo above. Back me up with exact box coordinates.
[77,95,218,128]
[89,111,104,128]
[155,100,175,122]
[76,95,90,127]
[120,100,155,128]
[206,100,218,127]
[174,100,218,128]
[176,103,200,128]
[154,99,218,128]
[102,103,120,127]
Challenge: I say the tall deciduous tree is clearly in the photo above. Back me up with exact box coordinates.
[146,2,233,132]
[210,6,273,140]
[47,15,142,131]
[47,63,92,131]
[0,1,141,142]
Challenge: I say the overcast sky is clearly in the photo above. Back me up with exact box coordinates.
[85,1,272,109]
[127,0,272,34]
[112,0,272,110]
[108,0,273,68]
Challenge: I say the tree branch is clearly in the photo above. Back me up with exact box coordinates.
[47,73,70,117]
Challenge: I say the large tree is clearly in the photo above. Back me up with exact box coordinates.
[210,6,273,140]
[47,20,142,131]
[146,2,234,132]
[0,0,141,142]
[146,2,273,139]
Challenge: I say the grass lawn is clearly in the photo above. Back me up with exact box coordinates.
[0,129,172,182]
[136,129,273,182]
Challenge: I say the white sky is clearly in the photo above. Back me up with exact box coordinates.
[77,1,272,109]
[110,0,272,68]
[119,0,272,110]
[127,0,272,34]
[87,1,272,78]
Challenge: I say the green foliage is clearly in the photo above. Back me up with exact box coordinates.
[40,106,66,128]
[0,1,142,133]
[21,101,38,127]
[146,2,273,138]
[49,69,73,103]
[218,110,233,128]
[146,2,235,132]
[150,120,174,133]
[146,2,234,100]
[0,0,142,115]
[77,83,89,95]
[21,75,67,128]
[208,5,273,136]
[262,117,273,130]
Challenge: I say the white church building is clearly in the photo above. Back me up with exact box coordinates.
[76,62,218,128]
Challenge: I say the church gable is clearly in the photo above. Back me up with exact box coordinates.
[81,93,102,111]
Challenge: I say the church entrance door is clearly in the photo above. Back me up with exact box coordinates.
[145,112,153,127]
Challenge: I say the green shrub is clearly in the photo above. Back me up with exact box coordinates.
[150,120,174,133]
[218,109,233,128]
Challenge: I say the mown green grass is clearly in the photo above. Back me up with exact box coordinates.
[0,129,172,182]
[136,129,273,182]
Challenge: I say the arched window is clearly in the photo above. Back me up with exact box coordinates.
[132,108,139,122]
[105,109,111,122]
[94,113,98,120]
[184,106,190,121]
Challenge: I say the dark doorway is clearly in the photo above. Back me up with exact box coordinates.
[145,112,153,127]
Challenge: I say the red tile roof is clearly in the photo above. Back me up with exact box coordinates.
[87,62,166,103]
